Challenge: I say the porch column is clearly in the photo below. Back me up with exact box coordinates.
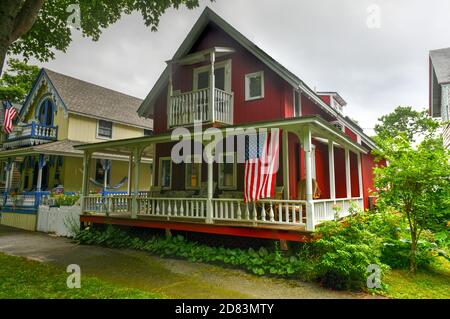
[131,146,143,219]
[206,152,214,224]
[357,152,363,198]
[81,151,92,212]
[282,130,290,199]
[209,51,216,122]
[328,140,336,200]
[345,147,352,198]
[4,160,13,192]
[151,145,156,187]
[302,127,315,231]
[127,154,133,195]
[101,160,111,192]
[36,154,46,192]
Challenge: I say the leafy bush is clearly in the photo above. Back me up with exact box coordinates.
[75,225,317,280]
[381,239,436,269]
[51,194,80,207]
[314,214,387,291]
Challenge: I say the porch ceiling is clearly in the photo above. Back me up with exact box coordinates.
[73,116,368,154]
[166,47,235,66]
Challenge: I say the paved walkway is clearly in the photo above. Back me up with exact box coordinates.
[0,225,378,299]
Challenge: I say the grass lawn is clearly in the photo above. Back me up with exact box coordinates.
[0,253,164,299]
[382,257,450,299]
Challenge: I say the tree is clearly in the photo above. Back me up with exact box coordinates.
[373,112,450,273]
[0,0,206,75]
[0,58,39,103]
[374,106,439,143]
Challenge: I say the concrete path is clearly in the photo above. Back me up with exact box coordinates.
[0,225,378,299]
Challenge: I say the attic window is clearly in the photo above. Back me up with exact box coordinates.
[245,71,264,101]
[97,120,112,139]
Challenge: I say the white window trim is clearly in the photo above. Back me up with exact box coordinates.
[96,120,113,140]
[193,59,232,92]
[293,89,302,117]
[158,157,172,190]
[184,155,202,190]
[245,71,265,101]
[218,152,237,190]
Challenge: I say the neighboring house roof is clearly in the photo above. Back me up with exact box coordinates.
[20,69,153,130]
[430,47,450,84]
[138,7,375,149]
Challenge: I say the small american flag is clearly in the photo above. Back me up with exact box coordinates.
[244,128,280,202]
[3,101,17,134]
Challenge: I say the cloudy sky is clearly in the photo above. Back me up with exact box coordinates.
[27,0,450,135]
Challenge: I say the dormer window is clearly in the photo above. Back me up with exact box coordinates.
[331,120,345,132]
[245,71,264,101]
[38,99,54,126]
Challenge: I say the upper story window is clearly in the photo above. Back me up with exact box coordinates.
[245,71,264,101]
[293,90,301,117]
[97,120,113,139]
[38,99,54,126]
[193,60,231,92]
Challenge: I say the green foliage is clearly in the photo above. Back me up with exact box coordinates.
[0,252,163,298]
[381,239,436,269]
[0,59,40,103]
[75,225,318,281]
[314,214,387,291]
[374,106,439,143]
[7,0,207,64]
[374,108,450,272]
[51,194,80,207]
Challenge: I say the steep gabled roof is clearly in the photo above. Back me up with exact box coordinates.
[20,69,153,129]
[430,47,450,85]
[138,7,375,149]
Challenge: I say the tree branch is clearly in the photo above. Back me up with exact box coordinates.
[10,0,45,43]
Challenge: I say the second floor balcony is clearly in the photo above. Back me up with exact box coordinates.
[168,87,234,128]
[2,121,58,150]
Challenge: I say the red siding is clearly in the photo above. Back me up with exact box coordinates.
[361,152,377,209]
[334,147,347,198]
[345,127,358,143]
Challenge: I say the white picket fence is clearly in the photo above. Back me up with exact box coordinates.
[37,205,81,237]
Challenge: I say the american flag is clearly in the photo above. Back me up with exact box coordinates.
[3,101,17,134]
[244,128,280,202]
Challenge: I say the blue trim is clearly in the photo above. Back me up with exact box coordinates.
[1,208,38,215]
[19,69,68,121]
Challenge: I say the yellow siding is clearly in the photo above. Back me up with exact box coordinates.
[1,213,37,231]
[61,156,151,192]
[67,114,145,143]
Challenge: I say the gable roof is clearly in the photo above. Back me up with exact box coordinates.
[20,69,152,129]
[138,7,375,149]
[430,47,450,85]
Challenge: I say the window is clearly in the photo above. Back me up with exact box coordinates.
[95,160,111,184]
[218,152,237,190]
[193,60,231,92]
[38,99,54,126]
[159,157,172,190]
[185,155,202,189]
[245,71,264,101]
[97,120,113,139]
[293,90,301,117]
[144,129,153,136]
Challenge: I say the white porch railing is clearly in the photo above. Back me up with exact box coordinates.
[137,197,207,219]
[169,88,233,127]
[83,195,132,214]
[313,197,364,223]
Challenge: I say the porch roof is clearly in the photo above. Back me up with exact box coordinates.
[0,139,153,163]
[73,116,369,154]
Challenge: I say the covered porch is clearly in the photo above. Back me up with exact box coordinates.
[75,116,367,240]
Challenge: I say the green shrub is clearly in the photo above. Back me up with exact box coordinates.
[314,214,387,291]
[51,194,80,207]
[381,239,436,269]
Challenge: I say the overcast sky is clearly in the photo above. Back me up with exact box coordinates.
[26,0,450,135]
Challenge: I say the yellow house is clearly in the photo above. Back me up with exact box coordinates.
[0,68,153,230]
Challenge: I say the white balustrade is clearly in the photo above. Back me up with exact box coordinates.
[313,197,364,223]
[169,88,233,127]
[137,197,207,219]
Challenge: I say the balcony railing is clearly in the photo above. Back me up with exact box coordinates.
[3,122,58,149]
[169,88,233,128]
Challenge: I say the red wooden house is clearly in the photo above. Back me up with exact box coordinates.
[76,8,379,242]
